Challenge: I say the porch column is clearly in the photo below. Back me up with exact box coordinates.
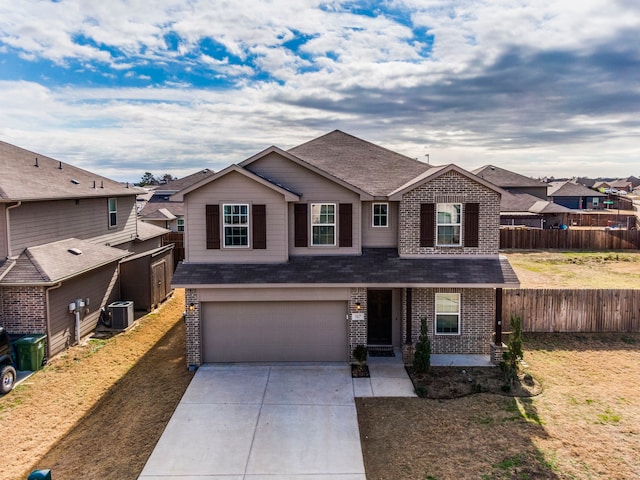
[405,287,412,344]
[495,288,503,344]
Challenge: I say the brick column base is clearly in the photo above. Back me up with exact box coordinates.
[490,342,507,365]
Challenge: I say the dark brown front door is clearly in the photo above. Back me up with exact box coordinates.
[367,290,392,345]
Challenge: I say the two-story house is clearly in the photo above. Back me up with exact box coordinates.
[0,141,173,359]
[172,131,519,367]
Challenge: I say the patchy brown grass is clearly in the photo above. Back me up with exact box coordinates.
[0,289,193,480]
[504,250,640,289]
[358,332,640,480]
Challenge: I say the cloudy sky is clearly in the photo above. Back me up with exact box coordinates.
[1,0,639,182]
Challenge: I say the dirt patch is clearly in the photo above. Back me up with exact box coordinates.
[408,365,542,399]
[358,332,640,480]
[0,289,193,480]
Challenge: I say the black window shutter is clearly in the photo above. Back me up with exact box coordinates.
[206,204,220,249]
[252,204,267,249]
[420,203,435,247]
[294,203,308,247]
[464,202,480,247]
[339,203,353,247]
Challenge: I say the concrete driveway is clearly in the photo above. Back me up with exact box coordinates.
[138,364,366,479]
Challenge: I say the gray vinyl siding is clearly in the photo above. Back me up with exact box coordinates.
[185,171,289,263]
[48,262,120,357]
[0,204,7,258]
[7,196,137,256]
[245,153,362,254]
[361,201,399,247]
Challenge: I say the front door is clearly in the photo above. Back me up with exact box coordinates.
[367,290,393,345]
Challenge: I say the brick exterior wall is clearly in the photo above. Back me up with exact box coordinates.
[348,287,367,360]
[184,288,201,367]
[0,286,47,334]
[402,287,495,363]
[399,170,501,256]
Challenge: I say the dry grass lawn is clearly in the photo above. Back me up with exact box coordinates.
[357,332,640,480]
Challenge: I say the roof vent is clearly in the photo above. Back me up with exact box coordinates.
[71,179,80,185]
[34,157,39,167]
[68,248,82,255]
[58,161,63,170]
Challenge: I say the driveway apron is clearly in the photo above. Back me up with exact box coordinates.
[138,364,366,479]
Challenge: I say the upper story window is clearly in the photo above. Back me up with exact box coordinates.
[108,198,117,228]
[436,203,461,246]
[223,204,249,247]
[435,292,460,335]
[177,217,185,232]
[372,203,388,227]
[311,203,336,246]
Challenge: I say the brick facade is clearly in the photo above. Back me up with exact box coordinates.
[0,286,47,334]
[348,287,367,360]
[401,287,495,363]
[399,170,501,256]
[184,288,201,367]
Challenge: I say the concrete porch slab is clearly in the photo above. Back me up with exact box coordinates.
[430,354,494,367]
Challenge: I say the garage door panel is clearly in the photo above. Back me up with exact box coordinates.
[202,301,347,362]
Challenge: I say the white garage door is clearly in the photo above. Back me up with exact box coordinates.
[202,301,348,362]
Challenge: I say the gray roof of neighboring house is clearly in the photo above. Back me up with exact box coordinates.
[0,238,129,285]
[139,201,184,219]
[135,221,170,241]
[548,181,606,197]
[172,248,519,288]
[288,130,435,196]
[500,191,573,214]
[0,140,135,202]
[472,165,547,189]
[154,169,215,193]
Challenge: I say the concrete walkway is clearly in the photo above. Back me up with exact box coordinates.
[138,364,366,479]
[352,350,417,398]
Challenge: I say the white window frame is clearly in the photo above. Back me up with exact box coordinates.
[108,197,117,228]
[436,203,462,246]
[222,203,249,248]
[311,203,336,246]
[176,217,185,232]
[435,292,461,335]
[372,202,389,228]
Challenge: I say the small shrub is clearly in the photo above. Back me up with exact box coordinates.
[501,314,524,386]
[352,345,367,365]
[413,316,431,374]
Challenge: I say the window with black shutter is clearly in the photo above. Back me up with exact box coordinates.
[205,204,220,249]
[339,203,353,247]
[294,203,308,247]
[420,203,435,247]
[463,202,480,247]
[252,204,267,249]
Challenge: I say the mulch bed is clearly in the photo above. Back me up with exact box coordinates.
[351,363,370,378]
[407,365,542,399]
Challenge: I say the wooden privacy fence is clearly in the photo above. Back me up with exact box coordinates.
[502,289,640,333]
[500,228,640,250]
[162,232,184,268]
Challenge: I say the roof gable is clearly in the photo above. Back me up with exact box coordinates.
[286,130,432,197]
[472,165,548,189]
[548,181,606,197]
[0,141,134,202]
[171,164,300,202]
[388,164,504,200]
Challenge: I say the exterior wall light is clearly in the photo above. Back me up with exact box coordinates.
[355,302,361,311]
[188,303,195,311]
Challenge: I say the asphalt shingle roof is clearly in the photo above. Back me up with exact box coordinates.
[0,238,129,285]
[288,130,435,197]
[473,165,548,189]
[0,141,134,201]
[548,181,606,197]
[173,249,519,288]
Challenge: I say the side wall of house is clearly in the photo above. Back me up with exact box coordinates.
[246,152,362,255]
[0,204,7,258]
[185,171,289,263]
[0,286,47,334]
[7,196,137,255]
[361,201,398,248]
[402,287,495,361]
[399,170,501,256]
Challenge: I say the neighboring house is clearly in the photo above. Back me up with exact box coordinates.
[500,191,573,228]
[473,164,548,199]
[0,141,173,359]
[548,181,606,209]
[139,169,215,232]
[172,131,519,367]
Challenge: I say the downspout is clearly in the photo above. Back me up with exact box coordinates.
[5,201,22,259]
[45,282,62,361]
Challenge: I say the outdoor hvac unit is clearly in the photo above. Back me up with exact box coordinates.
[108,301,134,330]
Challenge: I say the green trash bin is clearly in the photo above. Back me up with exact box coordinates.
[14,335,46,371]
